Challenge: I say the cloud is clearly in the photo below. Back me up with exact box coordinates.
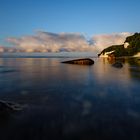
[7,31,93,52]
[5,31,132,53]
[90,32,132,52]
[0,46,4,52]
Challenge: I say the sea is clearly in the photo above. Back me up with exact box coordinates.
[0,52,140,140]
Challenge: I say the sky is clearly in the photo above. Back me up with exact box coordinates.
[0,0,139,53]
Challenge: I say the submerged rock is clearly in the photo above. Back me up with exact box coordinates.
[62,58,94,65]
[0,66,18,73]
[0,100,22,116]
[112,62,123,68]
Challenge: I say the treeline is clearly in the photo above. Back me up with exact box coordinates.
[99,33,140,57]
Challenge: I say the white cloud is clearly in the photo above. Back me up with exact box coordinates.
[90,32,132,52]
[7,31,94,52]
[0,46,4,52]
[5,31,132,53]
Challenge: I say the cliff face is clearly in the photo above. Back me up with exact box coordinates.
[99,33,140,57]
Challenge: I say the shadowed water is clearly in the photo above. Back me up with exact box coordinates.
[0,57,140,140]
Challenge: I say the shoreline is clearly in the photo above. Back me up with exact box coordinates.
[99,55,140,59]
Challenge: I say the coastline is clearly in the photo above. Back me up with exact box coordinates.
[99,52,140,59]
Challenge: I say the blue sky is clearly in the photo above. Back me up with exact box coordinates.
[0,0,140,47]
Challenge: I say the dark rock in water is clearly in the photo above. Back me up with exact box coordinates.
[112,62,123,68]
[0,100,22,116]
[0,68,17,73]
[62,58,94,65]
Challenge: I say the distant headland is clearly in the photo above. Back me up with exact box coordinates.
[98,33,140,58]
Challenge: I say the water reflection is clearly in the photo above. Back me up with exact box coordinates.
[0,57,140,140]
[107,57,125,64]
[124,58,140,81]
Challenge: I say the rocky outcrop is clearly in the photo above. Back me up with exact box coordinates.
[62,58,94,65]
[0,100,22,116]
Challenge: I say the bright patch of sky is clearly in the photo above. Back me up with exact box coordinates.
[0,0,139,52]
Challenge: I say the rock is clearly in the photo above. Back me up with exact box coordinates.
[112,62,123,68]
[0,68,17,73]
[0,100,22,116]
[62,58,94,65]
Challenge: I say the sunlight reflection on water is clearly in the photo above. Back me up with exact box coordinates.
[0,57,140,140]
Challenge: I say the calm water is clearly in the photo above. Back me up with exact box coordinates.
[0,57,140,140]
